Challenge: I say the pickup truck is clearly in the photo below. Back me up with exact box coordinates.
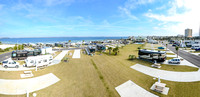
[2,60,20,68]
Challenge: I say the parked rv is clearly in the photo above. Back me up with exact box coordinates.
[11,49,41,60]
[24,55,53,67]
[11,50,28,60]
[138,49,166,62]
[191,44,200,50]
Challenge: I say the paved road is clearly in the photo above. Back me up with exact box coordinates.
[163,43,200,67]
[0,52,11,62]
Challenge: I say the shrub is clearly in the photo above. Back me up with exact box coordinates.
[129,55,136,60]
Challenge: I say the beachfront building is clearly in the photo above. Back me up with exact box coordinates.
[185,28,192,37]
[133,37,146,43]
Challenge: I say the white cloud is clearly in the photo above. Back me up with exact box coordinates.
[145,0,200,36]
[43,0,74,6]
[118,0,155,20]
[118,7,138,20]
[124,0,155,9]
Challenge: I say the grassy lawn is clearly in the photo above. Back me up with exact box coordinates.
[166,57,176,60]
[1,44,200,97]
[53,51,61,58]
[166,53,175,55]
[190,51,200,53]
[16,61,25,65]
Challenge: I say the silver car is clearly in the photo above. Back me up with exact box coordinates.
[168,58,181,64]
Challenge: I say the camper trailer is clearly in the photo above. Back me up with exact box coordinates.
[24,55,53,67]
[138,49,166,62]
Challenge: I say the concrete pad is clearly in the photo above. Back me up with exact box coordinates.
[0,73,60,95]
[72,49,81,58]
[166,55,178,57]
[162,59,198,68]
[115,80,158,97]
[20,74,34,78]
[131,64,200,82]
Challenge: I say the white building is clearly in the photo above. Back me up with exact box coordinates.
[185,28,192,37]
[40,47,52,54]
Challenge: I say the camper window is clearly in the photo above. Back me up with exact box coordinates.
[38,61,41,63]
[12,53,16,57]
[44,59,47,62]
[30,60,34,63]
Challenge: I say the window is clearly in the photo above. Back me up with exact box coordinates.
[30,60,34,63]
[44,59,47,62]
[12,53,16,57]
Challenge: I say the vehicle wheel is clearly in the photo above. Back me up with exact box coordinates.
[177,62,180,64]
[4,65,8,68]
[15,65,19,68]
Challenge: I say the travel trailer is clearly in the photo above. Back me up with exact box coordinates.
[138,49,166,62]
[24,55,53,67]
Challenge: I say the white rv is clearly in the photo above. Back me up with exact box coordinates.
[24,55,53,67]
[191,44,200,49]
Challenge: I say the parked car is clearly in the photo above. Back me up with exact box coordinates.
[158,47,165,49]
[168,58,181,64]
[3,60,20,68]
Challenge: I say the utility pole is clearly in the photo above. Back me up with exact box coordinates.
[17,40,18,52]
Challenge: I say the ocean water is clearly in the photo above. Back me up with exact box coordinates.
[0,37,127,44]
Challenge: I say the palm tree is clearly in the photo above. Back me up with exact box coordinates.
[113,46,119,55]
[175,46,179,58]
[108,47,112,55]
[68,40,71,48]
[137,47,141,50]
[58,44,62,51]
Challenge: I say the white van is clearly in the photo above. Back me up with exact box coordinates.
[24,55,53,67]
[191,44,200,49]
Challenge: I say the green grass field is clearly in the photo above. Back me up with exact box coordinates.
[0,44,200,97]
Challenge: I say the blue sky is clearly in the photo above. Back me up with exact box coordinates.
[0,0,199,37]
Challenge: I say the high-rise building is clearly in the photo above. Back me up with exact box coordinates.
[185,28,192,37]
[199,25,200,37]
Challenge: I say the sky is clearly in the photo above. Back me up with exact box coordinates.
[0,0,200,37]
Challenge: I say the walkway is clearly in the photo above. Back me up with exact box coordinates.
[72,49,81,58]
[0,73,60,95]
[51,50,69,65]
[131,64,200,82]
[115,80,158,97]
